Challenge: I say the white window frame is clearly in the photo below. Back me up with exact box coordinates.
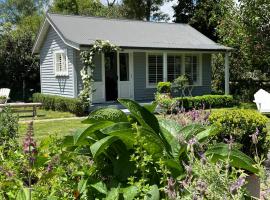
[53,49,68,76]
[146,52,164,88]
[146,51,203,88]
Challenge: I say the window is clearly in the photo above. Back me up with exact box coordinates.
[185,55,199,85]
[119,53,129,81]
[167,55,182,82]
[147,54,163,86]
[54,50,68,76]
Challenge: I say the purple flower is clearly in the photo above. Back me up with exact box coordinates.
[224,135,234,150]
[165,177,177,199]
[249,128,259,144]
[230,177,246,194]
[23,121,37,165]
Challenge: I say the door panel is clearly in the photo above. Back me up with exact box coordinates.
[118,53,133,99]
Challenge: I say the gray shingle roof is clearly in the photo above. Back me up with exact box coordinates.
[35,13,232,53]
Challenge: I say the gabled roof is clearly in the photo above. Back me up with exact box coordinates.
[33,13,232,54]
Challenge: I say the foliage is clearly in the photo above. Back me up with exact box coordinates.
[0,0,45,101]
[80,40,119,105]
[173,0,195,23]
[209,109,270,158]
[122,0,171,21]
[0,107,18,147]
[32,93,86,116]
[173,75,189,96]
[50,0,126,18]
[156,93,236,113]
[157,82,172,94]
[62,99,257,198]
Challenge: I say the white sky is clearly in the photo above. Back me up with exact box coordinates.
[100,0,177,21]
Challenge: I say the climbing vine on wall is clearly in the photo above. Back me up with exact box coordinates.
[80,40,120,105]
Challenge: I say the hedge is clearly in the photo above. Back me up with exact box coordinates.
[209,109,270,158]
[156,94,237,112]
[32,93,86,116]
[157,82,171,94]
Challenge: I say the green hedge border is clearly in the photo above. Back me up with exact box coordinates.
[32,93,86,116]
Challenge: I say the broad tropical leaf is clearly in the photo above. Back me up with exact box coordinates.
[143,101,158,113]
[105,187,120,200]
[91,181,107,194]
[196,126,218,142]
[145,185,160,200]
[74,121,114,145]
[82,107,128,124]
[164,159,184,177]
[138,127,165,157]
[160,126,180,159]
[90,136,119,159]
[118,99,160,134]
[16,188,30,200]
[122,186,138,200]
[101,122,135,149]
[205,143,258,173]
[179,124,205,140]
[159,118,182,138]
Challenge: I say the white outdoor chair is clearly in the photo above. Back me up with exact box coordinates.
[0,88,10,104]
[254,89,270,113]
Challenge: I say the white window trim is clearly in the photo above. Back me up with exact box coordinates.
[54,49,69,77]
[146,52,164,88]
[146,51,203,88]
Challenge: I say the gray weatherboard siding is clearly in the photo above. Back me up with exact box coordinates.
[40,27,76,98]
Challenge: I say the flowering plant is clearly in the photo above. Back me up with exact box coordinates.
[80,40,120,105]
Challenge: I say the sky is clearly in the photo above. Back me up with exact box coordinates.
[100,0,178,21]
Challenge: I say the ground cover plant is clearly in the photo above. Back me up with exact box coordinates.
[1,99,267,199]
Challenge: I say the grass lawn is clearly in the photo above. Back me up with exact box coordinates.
[15,107,77,121]
[19,118,88,141]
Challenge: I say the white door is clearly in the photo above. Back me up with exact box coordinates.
[118,52,134,99]
[92,53,105,103]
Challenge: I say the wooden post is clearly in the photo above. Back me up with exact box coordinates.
[225,52,230,95]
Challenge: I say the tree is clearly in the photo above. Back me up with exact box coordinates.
[173,0,223,41]
[50,0,125,18]
[122,0,171,21]
[173,0,195,23]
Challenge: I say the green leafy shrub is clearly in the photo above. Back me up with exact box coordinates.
[157,82,171,93]
[155,93,177,113]
[32,93,86,116]
[175,95,236,109]
[209,109,270,158]
[156,94,237,112]
[0,107,18,146]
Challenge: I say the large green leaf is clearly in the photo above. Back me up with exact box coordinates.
[122,186,138,200]
[101,122,135,149]
[158,118,182,138]
[105,187,120,200]
[16,188,30,200]
[90,136,119,159]
[118,99,160,134]
[82,107,128,124]
[138,127,165,157]
[143,101,158,113]
[160,126,180,159]
[90,181,107,194]
[74,121,114,145]
[205,143,258,173]
[164,159,184,177]
[144,185,160,200]
[179,124,205,140]
[196,126,218,142]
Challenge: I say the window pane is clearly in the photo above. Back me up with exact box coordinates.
[167,55,182,82]
[185,55,199,85]
[148,55,163,85]
[119,53,129,81]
